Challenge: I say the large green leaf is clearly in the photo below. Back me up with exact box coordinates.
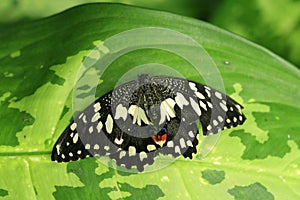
[212,0,300,68]
[0,0,203,23]
[1,3,299,199]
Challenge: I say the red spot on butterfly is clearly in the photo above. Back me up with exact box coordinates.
[152,133,167,147]
[151,134,167,142]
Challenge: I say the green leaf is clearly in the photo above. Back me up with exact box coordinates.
[0,0,203,23]
[1,3,300,199]
[212,0,300,68]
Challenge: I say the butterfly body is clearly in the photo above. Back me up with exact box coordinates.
[52,74,246,171]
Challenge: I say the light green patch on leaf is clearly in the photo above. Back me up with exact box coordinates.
[226,83,299,159]
[0,97,34,146]
[2,52,87,151]
[201,169,225,185]
[229,84,270,143]
[10,50,21,58]
[52,159,164,200]
[96,41,110,54]
[228,182,274,200]
[230,102,300,159]
[27,156,85,199]
[3,71,14,77]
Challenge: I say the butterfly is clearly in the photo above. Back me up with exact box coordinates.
[51,74,246,171]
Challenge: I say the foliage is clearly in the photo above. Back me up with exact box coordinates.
[212,0,300,68]
[0,3,300,199]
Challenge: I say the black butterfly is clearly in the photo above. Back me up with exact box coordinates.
[51,74,246,171]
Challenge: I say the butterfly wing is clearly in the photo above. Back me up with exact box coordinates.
[51,91,117,163]
[187,81,246,135]
[150,76,246,135]
[51,78,199,171]
[52,75,246,171]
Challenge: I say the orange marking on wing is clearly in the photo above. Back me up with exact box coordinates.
[151,133,167,147]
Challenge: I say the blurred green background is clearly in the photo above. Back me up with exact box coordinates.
[1,0,299,68]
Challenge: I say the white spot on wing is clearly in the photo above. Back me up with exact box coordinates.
[56,144,60,155]
[175,92,189,109]
[213,120,218,126]
[188,131,195,138]
[82,115,87,123]
[190,97,201,116]
[236,104,242,113]
[199,100,207,111]
[128,146,136,156]
[195,92,205,100]
[70,123,77,131]
[219,102,228,112]
[73,133,79,144]
[119,150,126,159]
[128,105,150,126]
[89,126,93,134]
[204,86,211,90]
[105,114,113,134]
[139,151,147,161]
[114,138,124,145]
[94,144,100,150]
[207,125,212,131]
[180,138,186,148]
[91,112,100,122]
[215,91,222,99]
[239,115,243,121]
[207,102,213,108]
[159,98,176,124]
[104,146,110,151]
[96,121,103,133]
[233,117,237,123]
[189,82,197,91]
[175,146,181,154]
[218,116,224,122]
[93,102,101,112]
[147,144,156,152]
[114,104,128,121]
[186,140,193,147]
[205,89,211,97]
[78,113,84,119]
[85,144,90,149]
[167,141,174,147]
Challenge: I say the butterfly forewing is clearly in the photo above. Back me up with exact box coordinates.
[188,81,246,135]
